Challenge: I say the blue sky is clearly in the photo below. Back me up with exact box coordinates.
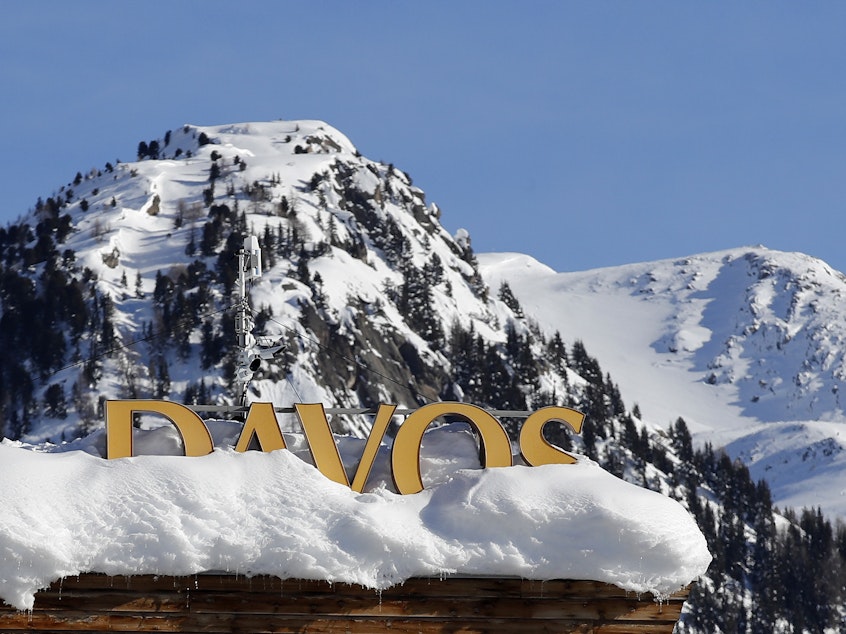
[1,2,844,273]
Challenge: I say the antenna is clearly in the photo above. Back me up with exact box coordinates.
[234,235,283,407]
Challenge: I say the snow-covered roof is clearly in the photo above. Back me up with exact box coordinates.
[0,422,710,611]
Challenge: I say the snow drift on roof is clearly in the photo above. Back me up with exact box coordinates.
[0,423,710,610]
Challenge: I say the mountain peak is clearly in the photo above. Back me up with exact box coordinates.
[1,118,541,443]
[482,244,846,517]
[486,245,846,426]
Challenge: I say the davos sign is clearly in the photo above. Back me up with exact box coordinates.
[105,400,585,495]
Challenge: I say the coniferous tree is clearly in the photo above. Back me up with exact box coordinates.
[200,319,222,370]
[154,356,171,399]
[497,281,523,317]
[547,331,568,375]
[423,253,444,286]
[43,383,67,419]
[748,481,777,633]
[398,261,443,348]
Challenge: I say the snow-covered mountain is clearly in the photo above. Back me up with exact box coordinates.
[4,117,846,520]
[481,247,846,517]
[6,118,846,630]
[0,120,568,441]
[4,118,846,520]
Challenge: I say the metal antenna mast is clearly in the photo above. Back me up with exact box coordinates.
[234,235,282,407]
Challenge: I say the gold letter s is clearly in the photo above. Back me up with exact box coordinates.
[518,406,584,466]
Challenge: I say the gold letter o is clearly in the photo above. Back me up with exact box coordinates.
[391,402,512,494]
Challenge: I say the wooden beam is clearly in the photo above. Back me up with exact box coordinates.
[0,574,689,633]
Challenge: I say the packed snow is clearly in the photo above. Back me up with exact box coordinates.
[0,422,710,610]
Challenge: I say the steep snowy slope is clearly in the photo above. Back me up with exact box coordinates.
[481,247,846,516]
[0,120,568,443]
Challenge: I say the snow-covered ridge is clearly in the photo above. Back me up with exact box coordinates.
[482,246,846,427]
[0,424,710,611]
[8,116,846,628]
[14,118,510,441]
[481,246,846,517]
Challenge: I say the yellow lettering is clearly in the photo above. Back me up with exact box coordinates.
[294,403,398,490]
[102,400,585,489]
[391,402,512,495]
[349,404,396,493]
[235,402,287,452]
[105,400,214,459]
[518,406,584,466]
[294,403,351,486]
